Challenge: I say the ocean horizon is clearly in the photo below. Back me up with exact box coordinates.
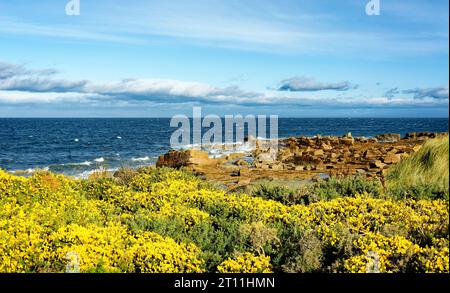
[1,117,448,177]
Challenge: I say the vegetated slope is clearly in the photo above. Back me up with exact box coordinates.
[0,163,448,273]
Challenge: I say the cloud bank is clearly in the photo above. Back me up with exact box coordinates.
[0,62,448,111]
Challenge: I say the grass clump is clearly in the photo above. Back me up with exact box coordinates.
[386,136,449,199]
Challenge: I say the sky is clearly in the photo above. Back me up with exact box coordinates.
[0,0,448,117]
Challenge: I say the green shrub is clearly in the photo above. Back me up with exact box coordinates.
[113,167,138,185]
[272,223,324,273]
[251,181,298,204]
[251,176,384,205]
[308,176,384,201]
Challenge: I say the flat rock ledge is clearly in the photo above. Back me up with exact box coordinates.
[156,132,448,190]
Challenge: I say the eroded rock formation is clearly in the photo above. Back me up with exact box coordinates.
[156,132,448,189]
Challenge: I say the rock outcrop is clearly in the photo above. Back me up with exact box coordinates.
[375,133,401,142]
[156,150,217,168]
[155,132,448,190]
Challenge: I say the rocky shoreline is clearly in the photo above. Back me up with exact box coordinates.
[156,132,448,190]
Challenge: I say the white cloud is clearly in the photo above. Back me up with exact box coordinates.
[0,90,97,104]
[0,61,448,109]
[278,76,356,92]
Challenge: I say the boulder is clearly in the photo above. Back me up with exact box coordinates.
[234,159,250,166]
[238,167,250,177]
[339,137,354,146]
[330,153,339,159]
[256,147,278,162]
[363,149,381,158]
[404,132,439,140]
[271,164,283,171]
[387,148,398,155]
[375,133,401,142]
[321,143,333,151]
[226,152,246,161]
[156,150,214,168]
[370,160,386,169]
[343,132,353,138]
[383,153,401,164]
[313,149,324,156]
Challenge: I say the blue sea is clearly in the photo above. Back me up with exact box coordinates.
[0,118,448,177]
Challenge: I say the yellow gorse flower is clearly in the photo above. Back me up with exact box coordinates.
[0,168,448,273]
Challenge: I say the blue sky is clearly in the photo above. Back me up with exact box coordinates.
[0,0,448,117]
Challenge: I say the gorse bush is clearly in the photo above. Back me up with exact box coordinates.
[251,176,384,205]
[251,181,298,205]
[0,167,448,273]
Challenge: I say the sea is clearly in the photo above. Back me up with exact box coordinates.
[0,118,448,178]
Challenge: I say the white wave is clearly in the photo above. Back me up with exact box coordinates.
[75,167,119,179]
[74,138,79,142]
[94,157,105,163]
[131,156,150,162]
[117,136,122,139]
[64,161,92,166]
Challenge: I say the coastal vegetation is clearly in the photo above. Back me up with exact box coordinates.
[386,135,449,200]
[0,136,448,273]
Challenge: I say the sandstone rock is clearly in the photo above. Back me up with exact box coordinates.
[295,166,304,171]
[156,150,214,168]
[238,168,250,177]
[298,137,315,146]
[313,149,324,156]
[387,148,398,155]
[234,159,250,166]
[256,152,276,164]
[313,163,326,170]
[277,149,293,162]
[370,160,386,169]
[261,164,270,170]
[399,152,410,159]
[375,133,401,142]
[321,143,333,151]
[305,146,314,153]
[226,152,246,161]
[271,164,283,171]
[404,132,441,140]
[285,164,296,170]
[383,153,401,164]
[230,170,240,177]
[363,149,380,158]
[339,137,354,146]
